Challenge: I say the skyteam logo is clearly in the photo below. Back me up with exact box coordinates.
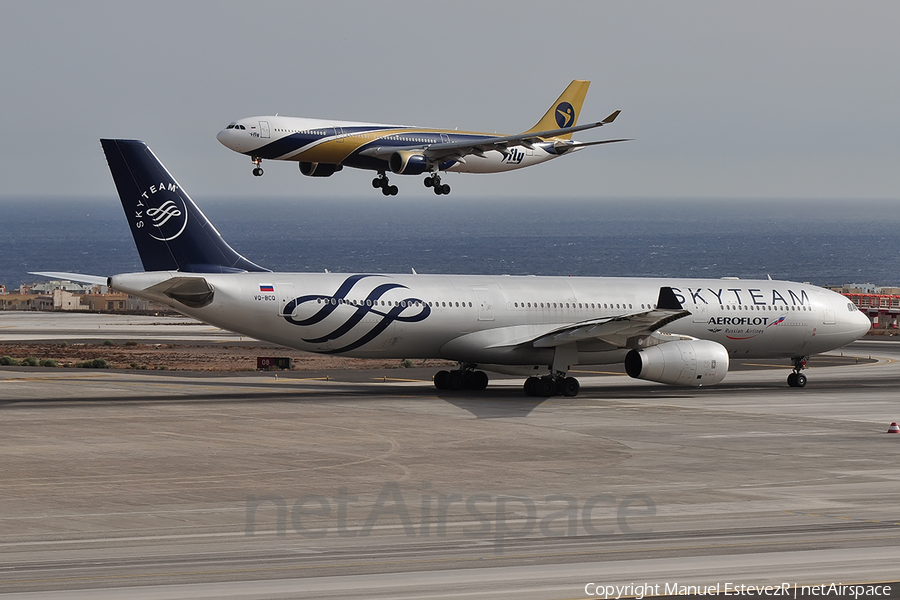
[282,275,430,353]
[135,182,188,242]
[555,102,575,128]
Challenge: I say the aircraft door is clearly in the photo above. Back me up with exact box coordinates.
[259,121,270,138]
[334,126,344,143]
[474,288,494,321]
[275,282,296,317]
[691,302,707,323]
[440,133,450,143]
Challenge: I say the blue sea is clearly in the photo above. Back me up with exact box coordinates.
[1,196,898,289]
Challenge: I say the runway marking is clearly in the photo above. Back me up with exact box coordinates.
[3,531,899,587]
[785,510,900,527]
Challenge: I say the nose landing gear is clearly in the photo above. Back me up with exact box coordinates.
[251,157,263,177]
[787,356,809,387]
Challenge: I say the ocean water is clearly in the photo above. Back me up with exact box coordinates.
[1,196,898,289]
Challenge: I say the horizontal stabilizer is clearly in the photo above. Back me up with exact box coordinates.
[29,272,108,286]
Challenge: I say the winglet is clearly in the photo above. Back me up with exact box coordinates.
[657,287,683,310]
[602,110,621,124]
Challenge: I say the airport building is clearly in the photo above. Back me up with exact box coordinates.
[0,280,151,312]
[838,285,900,329]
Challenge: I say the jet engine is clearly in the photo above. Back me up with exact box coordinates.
[624,340,729,387]
[299,162,343,177]
[389,151,429,175]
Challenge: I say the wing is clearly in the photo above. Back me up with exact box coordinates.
[358,110,624,163]
[424,110,623,164]
[488,287,691,351]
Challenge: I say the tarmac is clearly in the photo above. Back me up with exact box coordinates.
[1,313,899,599]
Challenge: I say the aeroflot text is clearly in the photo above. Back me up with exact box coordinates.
[583,582,892,598]
[708,316,772,326]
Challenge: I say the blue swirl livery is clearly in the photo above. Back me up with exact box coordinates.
[281,274,431,353]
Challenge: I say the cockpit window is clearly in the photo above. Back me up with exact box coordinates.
[848,302,858,312]
[226,123,236,129]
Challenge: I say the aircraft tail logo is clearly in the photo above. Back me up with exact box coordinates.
[555,102,575,128]
[145,198,188,242]
[101,139,268,274]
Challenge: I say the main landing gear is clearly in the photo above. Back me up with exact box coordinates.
[524,374,580,397]
[372,172,398,196]
[424,174,451,195]
[251,157,263,177]
[787,355,809,388]
[433,364,489,391]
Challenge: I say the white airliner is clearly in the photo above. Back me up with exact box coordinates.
[38,140,871,396]
[216,80,628,196]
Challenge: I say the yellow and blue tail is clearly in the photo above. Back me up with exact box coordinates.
[522,80,591,139]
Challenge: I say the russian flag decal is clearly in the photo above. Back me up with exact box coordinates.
[259,284,275,292]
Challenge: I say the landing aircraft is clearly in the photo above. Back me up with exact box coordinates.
[216,80,628,196]
[39,140,870,396]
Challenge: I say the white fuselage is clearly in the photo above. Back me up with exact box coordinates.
[216,116,568,175]
[111,271,870,369]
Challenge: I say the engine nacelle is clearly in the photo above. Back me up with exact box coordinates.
[624,340,729,387]
[299,162,343,177]
[389,151,429,175]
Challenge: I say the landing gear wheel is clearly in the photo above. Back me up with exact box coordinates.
[447,371,464,391]
[560,377,580,397]
[434,185,444,196]
[251,157,263,177]
[468,370,489,391]
[373,172,394,194]
[533,376,555,397]
[424,176,434,188]
[524,376,540,396]
[252,167,263,177]
[440,184,451,195]
[434,370,450,390]
[788,372,807,388]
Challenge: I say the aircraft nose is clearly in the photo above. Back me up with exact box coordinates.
[851,306,872,338]
[216,129,231,147]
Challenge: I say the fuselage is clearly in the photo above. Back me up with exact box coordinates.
[111,271,870,369]
[216,116,569,175]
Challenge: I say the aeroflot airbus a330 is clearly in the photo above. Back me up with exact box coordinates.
[216,80,627,196]
[38,140,870,397]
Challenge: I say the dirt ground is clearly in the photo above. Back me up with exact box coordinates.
[0,341,453,372]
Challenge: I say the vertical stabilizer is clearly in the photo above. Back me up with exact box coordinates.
[101,139,268,273]
[522,80,591,139]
